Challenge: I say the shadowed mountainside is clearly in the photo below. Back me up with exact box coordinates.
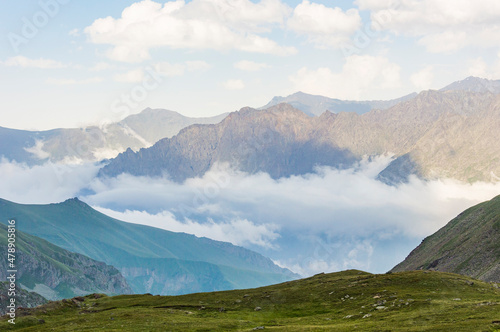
[100,89,500,184]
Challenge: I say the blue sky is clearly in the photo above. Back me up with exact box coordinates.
[1,0,500,130]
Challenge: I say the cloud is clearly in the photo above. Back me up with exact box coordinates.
[223,79,245,90]
[23,140,50,160]
[467,54,500,79]
[185,60,211,72]
[68,28,80,37]
[114,69,145,83]
[287,0,361,48]
[89,62,113,71]
[410,65,434,91]
[84,0,295,62]
[80,158,500,276]
[234,60,269,71]
[46,77,104,85]
[0,159,99,204]
[2,56,66,69]
[95,208,280,249]
[2,157,499,277]
[356,0,500,53]
[154,62,185,77]
[289,55,401,100]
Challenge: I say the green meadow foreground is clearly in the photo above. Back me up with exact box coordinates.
[2,270,500,331]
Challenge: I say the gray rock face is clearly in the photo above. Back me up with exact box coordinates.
[0,223,132,301]
[0,282,47,315]
[100,89,500,184]
[100,105,358,182]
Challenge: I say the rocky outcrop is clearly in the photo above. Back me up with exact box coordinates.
[0,282,47,315]
[0,223,132,300]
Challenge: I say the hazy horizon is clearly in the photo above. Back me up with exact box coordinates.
[3,0,500,130]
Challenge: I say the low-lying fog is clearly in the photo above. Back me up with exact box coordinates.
[1,156,499,276]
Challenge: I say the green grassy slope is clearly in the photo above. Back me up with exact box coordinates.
[0,198,296,295]
[391,195,500,282]
[0,224,131,300]
[1,270,499,331]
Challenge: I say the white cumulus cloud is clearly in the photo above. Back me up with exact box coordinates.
[288,0,361,48]
[84,0,295,62]
[289,55,401,100]
[467,54,500,79]
[356,0,500,53]
[410,65,434,91]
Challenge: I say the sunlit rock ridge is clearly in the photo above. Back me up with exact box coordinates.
[100,77,500,184]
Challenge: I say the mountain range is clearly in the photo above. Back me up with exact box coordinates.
[0,109,227,165]
[99,79,500,183]
[440,76,500,94]
[3,76,499,186]
[261,91,418,116]
[0,198,296,296]
[0,223,132,300]
[391,195,500,282]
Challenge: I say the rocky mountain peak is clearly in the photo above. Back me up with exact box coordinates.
[440,76,500,94]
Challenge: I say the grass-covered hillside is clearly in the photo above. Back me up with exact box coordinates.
[0,198,296,295]
[1,270,499,331]
[391,195,500,282]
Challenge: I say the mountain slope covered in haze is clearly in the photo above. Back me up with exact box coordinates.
[440,76,500,94]
[0,198,296,295]
[100,88,500,183]
[0,223,132,300]
[261,91,417,116]
[390,195,500,282]
[0,109,227,165]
